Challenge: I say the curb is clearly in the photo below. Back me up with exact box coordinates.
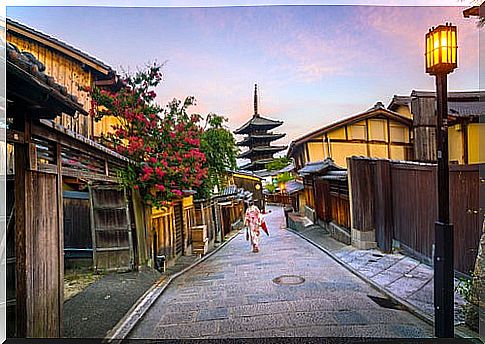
[286,227,482,341]
[104,229,243,342]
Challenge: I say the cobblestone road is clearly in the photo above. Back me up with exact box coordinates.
[129,206,434,339]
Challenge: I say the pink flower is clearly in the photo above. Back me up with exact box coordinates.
[155,184,165,192]
[155,167,165,178]
[171,189,183,197]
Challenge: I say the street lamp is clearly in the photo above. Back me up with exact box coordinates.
[425,23,458,338]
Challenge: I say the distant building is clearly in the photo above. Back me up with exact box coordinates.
[288,102,413,170]
[234,84,287,172]
[388,90,485,164]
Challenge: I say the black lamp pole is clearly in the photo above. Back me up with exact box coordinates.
[434,72,454,338]
[425,23,457,338]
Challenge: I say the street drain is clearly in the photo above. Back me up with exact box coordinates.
[367,295,406,311]
[272,275,305,286]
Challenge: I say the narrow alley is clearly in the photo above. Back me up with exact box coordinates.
[128,206,434,339]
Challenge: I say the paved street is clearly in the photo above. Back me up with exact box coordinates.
[129,205,434,339]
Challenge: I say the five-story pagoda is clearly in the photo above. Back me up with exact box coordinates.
[235,84,287,171]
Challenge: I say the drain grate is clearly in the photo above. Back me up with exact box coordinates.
[367,295,406,310]
[272,275,305,286]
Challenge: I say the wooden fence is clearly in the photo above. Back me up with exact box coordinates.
[349,156,481,274]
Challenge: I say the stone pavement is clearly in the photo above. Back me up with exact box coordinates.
[128,205,434,339]
[289,217,467,327]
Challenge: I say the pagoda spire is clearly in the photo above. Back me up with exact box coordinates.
[254,83,259,117]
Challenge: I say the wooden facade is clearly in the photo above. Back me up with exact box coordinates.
[389,91,485,164]
[7,18,121,142]
[228,171,265,211]
[288,102,413,169]
[6,21,140,338]
[348,156,481,275]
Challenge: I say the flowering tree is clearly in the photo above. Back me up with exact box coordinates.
[84,63,207,209]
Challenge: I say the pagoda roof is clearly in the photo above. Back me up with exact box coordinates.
[234,115,284,135]
[238,145,288,159]
[239,158,275,171]
[237,133,286,146]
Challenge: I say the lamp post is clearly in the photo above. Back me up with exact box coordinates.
[425,23,458,338]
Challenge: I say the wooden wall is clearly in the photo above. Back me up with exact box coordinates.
[291,113,413,169]
[7,32,93,137]
[7,30,117,141]
[348,156,481,274]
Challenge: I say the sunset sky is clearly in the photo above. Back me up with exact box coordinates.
[7,3,481,154]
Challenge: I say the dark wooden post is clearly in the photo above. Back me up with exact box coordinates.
[348,157,377,249]
[374,159,393,252]
[15,117,63,337]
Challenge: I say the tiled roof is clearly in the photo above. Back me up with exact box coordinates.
[7,42,87,116]
[318,170,348,181]
[237,133,286,146]
[238,158,275,171]
[7,18,112,74]
[449,101,485,117]
[234,115,284,135]
[285,180,304,195]
[238,145,287,159]
[298,158,343,176]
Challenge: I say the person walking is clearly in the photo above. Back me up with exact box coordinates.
[244,203,267,253]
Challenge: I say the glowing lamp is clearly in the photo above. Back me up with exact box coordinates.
[425,23,457,75]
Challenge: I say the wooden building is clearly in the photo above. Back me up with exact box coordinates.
[5,19,157,338]
[388,90,485,164]
[288,102,413,169]
[287,102,413,245]
[6,40,135,337]
[235,84,286,172]
[227,170,265,211]
[6,18,122,141]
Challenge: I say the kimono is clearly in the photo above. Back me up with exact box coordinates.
[245,205,263,252]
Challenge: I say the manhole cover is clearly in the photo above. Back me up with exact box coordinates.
[272,275,305,286]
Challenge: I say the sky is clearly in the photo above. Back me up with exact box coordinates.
[6,4,482,154]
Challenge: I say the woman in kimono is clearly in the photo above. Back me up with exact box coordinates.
[244,203,263,253]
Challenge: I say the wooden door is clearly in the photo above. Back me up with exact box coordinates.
[314,179,331,222]
[63,191,91,261]
[89,184,134,272]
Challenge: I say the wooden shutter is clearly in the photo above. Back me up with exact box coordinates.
[89,184,134,272]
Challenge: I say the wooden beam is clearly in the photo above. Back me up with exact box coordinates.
[387,118,391,158]
[14,119,28,337]
[463,121,469,164]
[365,119,370,156]
[56,142,64,337]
